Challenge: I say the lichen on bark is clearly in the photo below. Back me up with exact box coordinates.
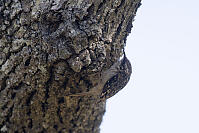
[0,0,141,132]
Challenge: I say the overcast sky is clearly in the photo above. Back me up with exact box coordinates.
[101,0,199,133]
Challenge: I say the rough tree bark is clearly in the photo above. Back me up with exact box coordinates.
[0,0,141,132]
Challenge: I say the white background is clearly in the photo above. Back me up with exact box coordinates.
[101,0,199,133]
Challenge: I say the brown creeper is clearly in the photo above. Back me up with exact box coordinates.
[99,52,132,99]
[67,52,132,100]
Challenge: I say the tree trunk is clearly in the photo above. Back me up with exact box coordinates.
[0,0,141,132]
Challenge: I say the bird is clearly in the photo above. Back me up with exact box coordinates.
[67,50,132,100]
[99,51,132,99]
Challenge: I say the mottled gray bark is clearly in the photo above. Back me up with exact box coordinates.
[0,0,141,132]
